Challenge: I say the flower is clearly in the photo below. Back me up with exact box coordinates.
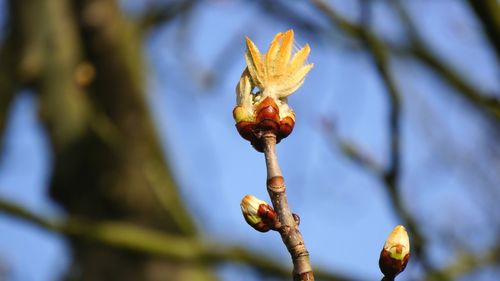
[240,195,277,232]
[379,225,411,278]
[233,30,313,151]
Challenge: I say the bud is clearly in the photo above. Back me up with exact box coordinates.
[240,195,277,232]
[379,225,410,278]
[233,29,313,152]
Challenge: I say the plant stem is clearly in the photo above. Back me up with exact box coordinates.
[262,133,314,281]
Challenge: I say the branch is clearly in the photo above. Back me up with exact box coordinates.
[316,2,498,279]
[0,1,34,154]
[139,0,196,31]
[466,0,500,62]
[257,0,325,38]
[311,0,500,123]
[321,118,385,177]
[357,2,433,277]
[425,244,500,281]
[0,198,356,281]
[315,2,435,278]
[0,36,18,154]
[262,134,314,281]
[391,0,500,123]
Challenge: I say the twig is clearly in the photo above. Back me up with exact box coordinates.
[425,244,500,281]
[0,36,18,151]
[466,0,500,62]
[391,1,500,123]
[311,0,500,123]
[0,198,355,281]
[138,0,196,32]
[338,139,385,177]
[321,117,385,177]
[313,1,469,279]
[362,2,455,279]
[257,0,325,39]
[262,133,314,281]
[359,1,434,278]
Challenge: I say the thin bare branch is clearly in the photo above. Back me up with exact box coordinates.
[314,1,498,279]
[321,118,385,177]
[312,0,500,123]
[0,198,356,281]
[391,1,500,123]
[357,1,430,273]
[466,0,500,62]
[425,244,500,281]
[257,0,325,39]
[139,0,196,32]
[0,36,18,153]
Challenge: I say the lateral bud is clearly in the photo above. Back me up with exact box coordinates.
[240,195,278,232]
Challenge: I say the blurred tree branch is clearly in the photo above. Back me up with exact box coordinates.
[257,0,325,37]
[316,1,499,279]
[311,0,500,123]
[425,245,500,281]
[466,0,500,63]
[0,0,45,153]
[139,0,196,32]
[359,2,443,279]
[0,198,358,281]
[0,36,18,152]
[391,1,500,124]
[5,0,211,279]
[315,0,431,274]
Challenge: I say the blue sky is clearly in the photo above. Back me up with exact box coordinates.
[0,1,499,280]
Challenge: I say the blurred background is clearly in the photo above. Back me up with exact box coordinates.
[0,0,499,280]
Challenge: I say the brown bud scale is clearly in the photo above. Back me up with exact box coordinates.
[234,97,296,152]
[379,249,410,278]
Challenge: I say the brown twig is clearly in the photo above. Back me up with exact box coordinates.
[262,133,314,281]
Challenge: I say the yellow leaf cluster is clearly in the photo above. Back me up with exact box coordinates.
[244,29,313,99]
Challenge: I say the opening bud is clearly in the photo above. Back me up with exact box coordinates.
[240,195,278,232]
[379,225,410,278]
[234,30,312,152]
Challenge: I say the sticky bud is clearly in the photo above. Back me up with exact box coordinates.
[379,225,410,278]
[240,195,278,232]
[234,30,312,152]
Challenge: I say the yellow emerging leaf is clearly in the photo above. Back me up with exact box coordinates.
[288,43,311,76]
[245,37,265,88]
[266,32,283,76]
[236,68,253,108]
[243,29,313,99]
[275,29,294,75]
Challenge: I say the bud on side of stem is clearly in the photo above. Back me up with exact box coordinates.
[240,195,278,232]
[379,225,410,279]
